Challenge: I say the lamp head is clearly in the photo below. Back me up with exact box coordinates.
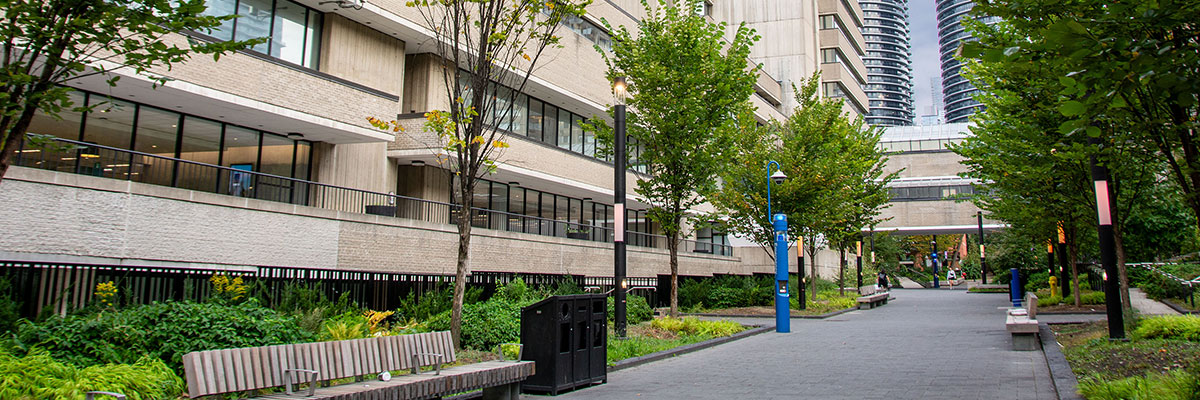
[613,76,628,105]
[770,169,787,185]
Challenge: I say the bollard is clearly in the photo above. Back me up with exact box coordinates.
[1010,268,1022,307]
[1049,276,1058,298]
[773,214,790,333]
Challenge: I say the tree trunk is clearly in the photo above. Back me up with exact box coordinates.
[1113,222,1132,311]
[808,239,818,301]
[0,103,41,184]
[667,224,680,318]
[450,185,473,349]
[1069,243,1081,307]
[838,246,846,295]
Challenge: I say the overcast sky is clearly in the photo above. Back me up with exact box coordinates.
[908,0,941,122]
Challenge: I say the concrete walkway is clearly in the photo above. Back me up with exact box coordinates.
[1129,287,1180,316]
[546,289,1056,399]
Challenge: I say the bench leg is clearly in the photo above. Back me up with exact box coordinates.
[482,382,520,400]
[1011,333,1039,351]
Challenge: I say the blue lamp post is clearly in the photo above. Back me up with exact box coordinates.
[767,161,789,333]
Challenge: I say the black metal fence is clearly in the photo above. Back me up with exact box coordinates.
[16,136,733,257]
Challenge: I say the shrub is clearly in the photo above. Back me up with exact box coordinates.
[426,298,521,351]
[1080,291,1106,305]
[1134,315,1200,342]
[607,295,652,325]
[0,276,21,335]
[13,300,313,372]
[397,285,483,322]
[0,349,184,400]
[1038,294,1064,307]
[650,317,744,337]
[678,275,773,310]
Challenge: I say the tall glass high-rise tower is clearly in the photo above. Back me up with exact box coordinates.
[860,0,914,126]
[936,0,995,122]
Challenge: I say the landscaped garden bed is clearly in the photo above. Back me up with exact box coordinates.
[0,275,754,398]
[1050,315,1200,399]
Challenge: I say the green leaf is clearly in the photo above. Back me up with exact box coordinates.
[1085,126,1101,137]
[1058,101,1087,116]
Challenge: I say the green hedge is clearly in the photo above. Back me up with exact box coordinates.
[13,301,313,372]
[678,275,774,310]
[427,298,522,351]
[608,295,652,324]
[0,349,183,400]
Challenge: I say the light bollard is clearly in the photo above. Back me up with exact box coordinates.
[774,213,790,333]
[1010,267,1022,307]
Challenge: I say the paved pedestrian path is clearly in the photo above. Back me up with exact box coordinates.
[546,289,1056,400]
[1129,287,1180,316]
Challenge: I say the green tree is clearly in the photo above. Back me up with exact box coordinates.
[0,0,259,182]
[373,0,587,348]
[711,74,895,300]
[596,0,759,316]
[957,13,1171,307]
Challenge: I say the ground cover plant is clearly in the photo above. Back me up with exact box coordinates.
[0,349,184,400]
[605,317,746,365]
[1052,320,1200,399]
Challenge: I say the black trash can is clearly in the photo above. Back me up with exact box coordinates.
[520,293,607,395]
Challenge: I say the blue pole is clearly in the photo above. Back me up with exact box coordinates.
[931,252,940,289]
[774,213,790,333]
[1010,267,1022,307]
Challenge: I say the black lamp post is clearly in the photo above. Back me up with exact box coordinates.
[613,76,628,338]
[1088,136,1124,340]
[978,211,987,284]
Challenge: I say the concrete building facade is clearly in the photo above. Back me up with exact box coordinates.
[0,0,877,314]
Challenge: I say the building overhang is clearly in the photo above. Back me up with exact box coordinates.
[864,224,1008,235]
[71,62,395,144]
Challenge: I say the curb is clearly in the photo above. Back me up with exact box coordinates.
[1161,299,1198,315]
[1039,323,1083,400]
[606,325,773,373]
[684,306,861,320]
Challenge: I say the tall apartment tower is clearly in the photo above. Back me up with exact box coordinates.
[859,0,915,126]
[936,0,995,122]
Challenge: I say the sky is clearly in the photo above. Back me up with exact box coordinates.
[908,0,942,122]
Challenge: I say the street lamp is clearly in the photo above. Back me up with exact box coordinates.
[1088,135,1125,340]
[612,76,628,339]
[978,211,987,284]
[767,160,789,333]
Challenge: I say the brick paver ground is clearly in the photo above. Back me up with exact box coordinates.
[544,289,1056,400]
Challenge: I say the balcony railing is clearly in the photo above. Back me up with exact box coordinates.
[16,136,733,257]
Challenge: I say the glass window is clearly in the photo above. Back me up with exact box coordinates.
[259,133,294,202]
[176,116,223,191]
[220,125,259,197]
[130,107,180,186]
[271,0,310,66]
[203,0,237,40]
[570,115,583,153]
[294,141,311,180]
[304,11,322,68]
[490,183,508,230]
[471,181,490,228]
[557,108,571,149]
[528,98,544,142]
[538,191,554,234]
[81,98,135,180]
[508,187,525,232]
[511,93,527,136]
[235,0,273,54]
[583,127,595,157]
[21,91,86,172]
[543,104,558,145]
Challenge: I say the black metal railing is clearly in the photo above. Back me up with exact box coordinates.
[16,136,735,257]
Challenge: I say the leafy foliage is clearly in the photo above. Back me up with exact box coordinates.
[594,0,759,316]
[0,349,183,400]
[650,317,744,337]
[1078,368,1200,400]
[1134,316,1200,342]
[677,275,773,310]
[427,298,521,351]
[396,285,483,322]
[0,276,22,335]
[12,301,313,372]
[382,0,588,348]
[608,295,652,325]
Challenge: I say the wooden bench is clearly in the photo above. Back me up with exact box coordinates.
[856,285,889,309]
[180,331,532,399]
[1006,293,1040,351]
